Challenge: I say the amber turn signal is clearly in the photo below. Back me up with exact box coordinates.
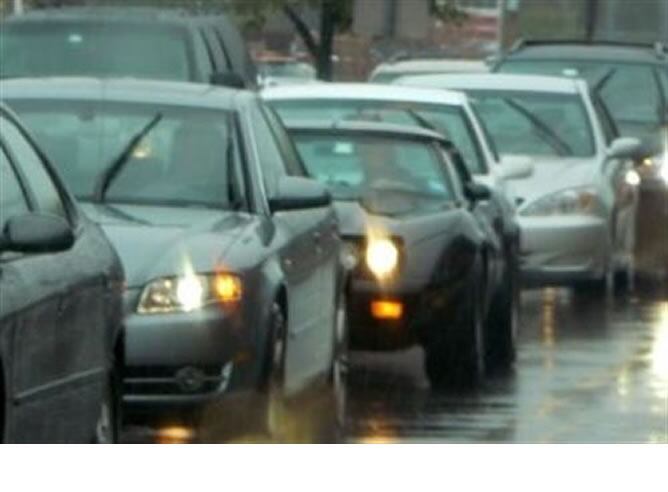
[371,300,403,320]
[213,273,243,304]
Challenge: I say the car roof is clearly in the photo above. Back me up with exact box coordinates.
[396,73,583,94]
[4,7,230,26]
[262,82,469,106]
[284,119,449,143]
[0,77,253,110]
[502,40,668,65]
[371,59,488,75]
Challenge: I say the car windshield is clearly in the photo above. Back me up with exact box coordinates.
[270,99,488,174]
[258,61,315,79]
[291,132,454,216]
[497,60,667,135]
[9,100,241,209]
[0,22,191,80]
[465,90,596,158]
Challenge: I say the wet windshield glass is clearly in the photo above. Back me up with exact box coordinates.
[291,132,454,215]
[498,60,666,135]
[466,91,596,158]
[270,99,487,174]
[10,100,240,209]
[258,61,315,79]
[0,22,191,80]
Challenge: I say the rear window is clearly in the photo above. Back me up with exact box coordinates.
[0,22,193,81]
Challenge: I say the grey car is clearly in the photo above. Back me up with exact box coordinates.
[0,103,124,443]
[3,78,345,436]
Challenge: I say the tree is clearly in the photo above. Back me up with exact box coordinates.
[229,0,352,81]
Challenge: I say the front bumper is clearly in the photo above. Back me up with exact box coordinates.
[122,289,251,408]
[347,276,466,351]
[518,215,609,287]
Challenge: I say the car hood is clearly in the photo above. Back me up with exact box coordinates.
[504,154,599,206]
[333,200,461,246]
[80,203,253,288]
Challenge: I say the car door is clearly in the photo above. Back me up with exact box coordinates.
[440,142,503,306]
[249,102,335,393]
[0,114,108,442]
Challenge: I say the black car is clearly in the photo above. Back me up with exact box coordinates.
[0,103,124,443]
[2,78,345,439]
[0,7,257,88]
[494,39,668,139]
[285,121,517,387]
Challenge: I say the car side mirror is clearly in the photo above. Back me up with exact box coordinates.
[607,137,643,160]
[269,176,332,213]
[210,71,246,89]
[0,213,74,253]
[465,182,492,202]
[498,155,534,180]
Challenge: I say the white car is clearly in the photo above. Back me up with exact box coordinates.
[396,73,641,291]
[262,82,532,215]
[369,58,489,84]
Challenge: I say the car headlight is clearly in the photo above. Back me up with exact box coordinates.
[137,272,242,314]
[366,238,399,279]
[642,154,668,185]
[521,187,603,217]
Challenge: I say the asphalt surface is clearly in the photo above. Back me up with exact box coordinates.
[344,283,668,443]
[122,280,668,444]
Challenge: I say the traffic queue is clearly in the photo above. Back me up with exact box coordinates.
[1,6,665,443]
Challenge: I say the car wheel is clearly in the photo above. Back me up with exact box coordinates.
[261,302,290,441]
[331,293,348,435]
[485,268,518,372]
[93,367,121,444]
[425,286,485,389]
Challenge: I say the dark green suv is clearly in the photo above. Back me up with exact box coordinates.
[0,7,257,89]
[494,40,668,139]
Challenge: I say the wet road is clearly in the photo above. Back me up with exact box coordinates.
[122,280,668,443]
[344,283,668,443]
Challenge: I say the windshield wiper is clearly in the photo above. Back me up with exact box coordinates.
[503,98,574,156]
[592,67,617,94]
[92,113,163,203]
[405,109,438,132]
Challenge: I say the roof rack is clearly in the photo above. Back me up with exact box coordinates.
[510,38,667,58]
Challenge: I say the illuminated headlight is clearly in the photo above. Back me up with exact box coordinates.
[521,187,602,217]
[137,272,242,314]
[366,238,399,279]
[642,154,668,184]
[340,242,360,271]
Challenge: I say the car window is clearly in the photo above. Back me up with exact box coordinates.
[192,28,214,77]
[10,101,244,210]
[269,99,487,175]
[499,59,664,130]
[1,116,67,218]
[592,96,618,145]
[467,91,596,158]
[262,106,308,176]
[0,22,192,81]
[291,131,455,215]
[249,103,289,197]
[202,26,229,72]
[598,65,662,127]
[0,146,30,231]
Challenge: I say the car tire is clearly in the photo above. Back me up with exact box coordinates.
[260,301,290,442]
[330,293,348,436]
[485,268,518,373]
[93,366,121,444]
[425,286,485,389]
